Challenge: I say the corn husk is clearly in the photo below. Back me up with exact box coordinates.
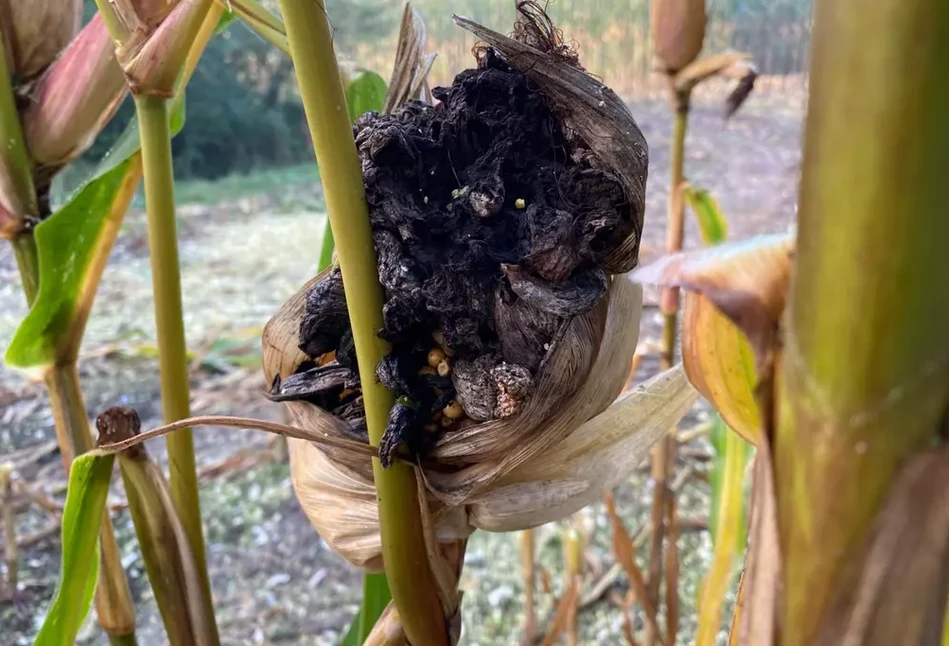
[650,0,706,73]
[23,15,127,172]
[0,0,82,81]
[263,12,697,570]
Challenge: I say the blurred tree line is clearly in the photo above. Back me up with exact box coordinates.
[82,0,400,180]
[78,0,809,181]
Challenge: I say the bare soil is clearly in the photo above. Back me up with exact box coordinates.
[0,95,801,645]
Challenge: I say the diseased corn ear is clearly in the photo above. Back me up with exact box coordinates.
[22,15,127,174]
[0,0,82,81]
[650,0,706,73]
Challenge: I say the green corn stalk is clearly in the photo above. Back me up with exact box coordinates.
[774,0,949,644]
[276,0,448,642]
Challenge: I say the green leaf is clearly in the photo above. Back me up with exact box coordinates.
[215,8,238,33]
[340,573,391,645]
[318,72,387,273]
[34,452,116,646]
[345,70,387,123]
[683,185,728,245]
[697,416,753,646]
[358,573,391,642]
[5,100,186,369]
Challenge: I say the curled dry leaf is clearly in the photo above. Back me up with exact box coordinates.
[382,3,436,114]
[673,52,752,93]
[630,233,794,370]
[674,51,758,117]
[630,234,792,444]
[682,292,761,445]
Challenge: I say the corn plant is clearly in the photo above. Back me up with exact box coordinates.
[18,1,924,645]
[633,0,949,644]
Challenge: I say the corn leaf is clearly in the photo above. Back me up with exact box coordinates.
[316,71,388,275]
[339,573,392,646]
[33,452,115,646]
[5,101,185,370]
[683,185,728,245]
[346,70,388,123]
[698,417,753,646]
[215,7,238,33]
[682,293,761,445]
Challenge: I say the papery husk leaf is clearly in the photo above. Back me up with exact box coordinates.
[732,444,780,646]
[673,52,752,94]
[383,4,436,114]
[453,14,647,274]
[0,0,81,80]
[631,233,794,368]
[813,448,949,646]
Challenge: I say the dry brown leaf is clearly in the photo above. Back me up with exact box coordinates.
[631,233,794,369]
[725,64,758,118]
[383,4,434,114]
[733,450,780,646]
[673,52,752,93]
[605,492,665,646]
[542,575,580,646]
[813,447,949,646]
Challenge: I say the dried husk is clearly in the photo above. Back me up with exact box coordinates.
[0,0,82,81]
[263,14,697,570]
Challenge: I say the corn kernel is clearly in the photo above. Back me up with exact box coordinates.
[437,359,451,377]
[515,198,526,209]
[443,401,464,419]
[427,348,447,368]
[418,365,436,376]
[440,415,455,428]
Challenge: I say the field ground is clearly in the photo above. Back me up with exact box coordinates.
[0,97,801,645]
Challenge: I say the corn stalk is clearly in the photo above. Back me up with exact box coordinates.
[0,14,139,644]
[773,1,949,644]
[92,2,225,642]
[275,1,448,643]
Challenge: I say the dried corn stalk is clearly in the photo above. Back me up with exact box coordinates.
[262,6,697,570]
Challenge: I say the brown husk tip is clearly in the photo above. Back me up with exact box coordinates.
[263,4,696,570]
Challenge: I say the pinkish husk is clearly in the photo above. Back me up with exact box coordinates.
[22,15,128,171]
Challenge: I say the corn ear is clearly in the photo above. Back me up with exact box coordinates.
[22,15,127,173]
[96,407,218,646]
[0,0,81,80]
[650,0,706,73]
